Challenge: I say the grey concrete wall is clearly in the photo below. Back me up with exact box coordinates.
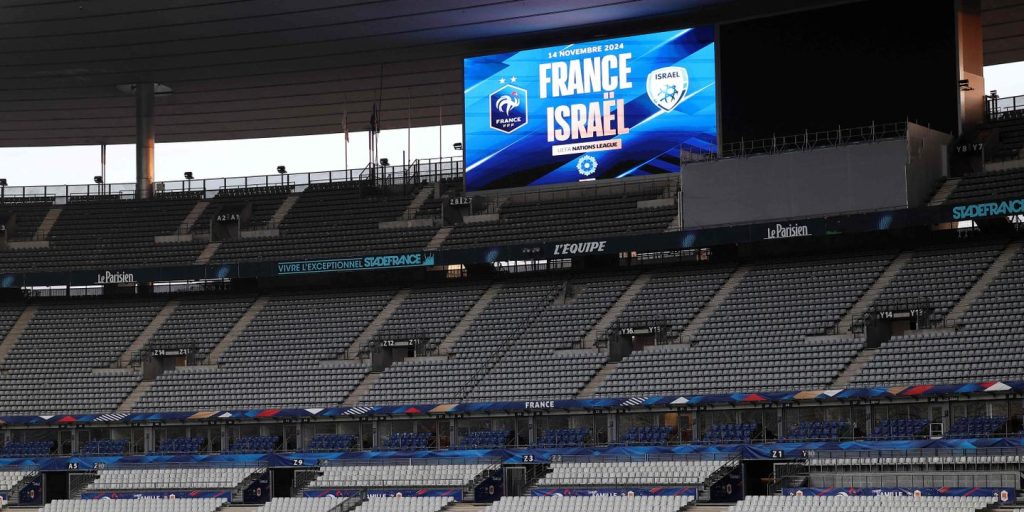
[682,127,949,228]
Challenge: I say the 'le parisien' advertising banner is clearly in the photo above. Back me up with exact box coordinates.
[463,26,717,192]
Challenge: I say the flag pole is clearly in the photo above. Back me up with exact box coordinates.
[407,92,412,168]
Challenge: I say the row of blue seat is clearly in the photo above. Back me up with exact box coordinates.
[704,423,758,443]
[307,434,357,452]
[622,426,674,445]
[156,437,206,454]
[948,416,1007,437]
[2,441,52,457]
[536,428,589,447]
[379,432,432,450]
[783,421,848,441]
[228,435,279,453]
[869,419,929,440]
[80,439,129,455]
[457,430,510,449]
[5,417,1019,457]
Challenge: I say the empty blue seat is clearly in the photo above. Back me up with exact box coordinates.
[621,425,674,445]
[869,419,929,440]
[228,435,279,453]
[947,416,1006,438]
[457,430,510,449]
[306,434,357,452]
[80,438,129,455]
[380,432,433,450]
[156,436,204,454]
[784,420,847,441]
[534,428,589,448]
[2,441,53,457]
[702,423,758,444]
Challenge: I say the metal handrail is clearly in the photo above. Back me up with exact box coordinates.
[987,94,1024,120]
[768,462,808,494]
[683,122,908,162]
[0,121,920,200]
[807,446,1024,461]
[0,159,464,201]
[318,457,501,467]
[555,452,738,463]
[333,496,364,512]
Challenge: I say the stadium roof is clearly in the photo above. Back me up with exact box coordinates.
[0,0,1021,147]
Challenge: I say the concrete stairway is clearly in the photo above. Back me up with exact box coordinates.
[69,473,100,500]
[345,289,410,359]
[180,200,210,232]
[836,251,914,334]
[678,265,751,342]
[270,193,302,226]
[8,471,41,505]
[426,226,453,251]
[195,241,221,264]
[946,240,1023,324]
[0,305,35,365]
[576,362,618,398]
[116,299,179,367]
[34,207,62,240]
[207,296,270,364]
[157,201,209,242]
[583,273,651,348]
[927,178,961,206]
[665,211,682,231]
[831,346,877,388]
[436,283,502,356]
[116,380,156,412]
[344,372,382,406]
[402,186,435,220]
[232,470,268,504]
[665,198,682,231]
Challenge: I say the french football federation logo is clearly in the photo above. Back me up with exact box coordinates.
[489,84,528,133]
[646,66,689,112]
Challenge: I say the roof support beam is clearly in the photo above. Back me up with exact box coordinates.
[136,82,155,200]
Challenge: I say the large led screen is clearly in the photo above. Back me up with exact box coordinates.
[464,26,717,192]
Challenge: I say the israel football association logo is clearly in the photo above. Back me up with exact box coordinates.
[489,84,528,133]
[646,66,689,111]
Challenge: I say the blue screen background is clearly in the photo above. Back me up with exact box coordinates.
[464,26,717,192]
